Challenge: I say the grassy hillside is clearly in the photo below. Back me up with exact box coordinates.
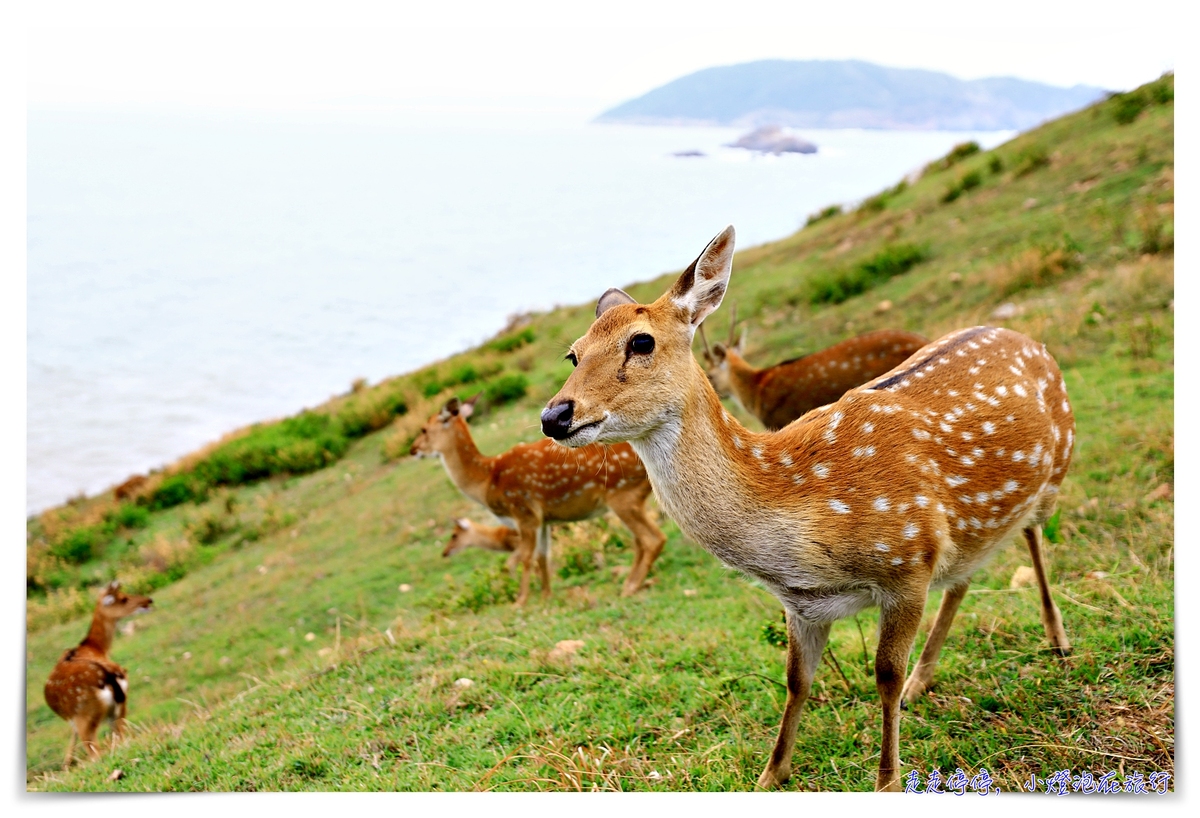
[26,75,1173,792]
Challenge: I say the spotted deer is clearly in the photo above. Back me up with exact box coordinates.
[44,581,153,768]
[699,321,928,430]
[541,225,1074,791]
[410,395,666,604]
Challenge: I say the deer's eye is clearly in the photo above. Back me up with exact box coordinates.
[565,351,578,367]
[629,334,655,355]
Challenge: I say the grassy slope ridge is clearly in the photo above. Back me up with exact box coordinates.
[26,77,1174,791]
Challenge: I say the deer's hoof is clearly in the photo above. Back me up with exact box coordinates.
[756,764,790,789]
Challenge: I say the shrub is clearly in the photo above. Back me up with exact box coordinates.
[195,412,348,486]
[147,474,205,510]
[483,373,528,406]
[988,155,1004,175]
[806,243,929,304]
[49,526,103,564]
[337,389,408,438]
[486,327,536,353]
[1112,90,1148,125]
[188,511,236,546]
[1014,148,1051,177]
[760,612,788,648]
[858,181,907,214]
[942,169,984,203]
[924,141,981,175]
[107,503,150,530]
[805,204,843,226]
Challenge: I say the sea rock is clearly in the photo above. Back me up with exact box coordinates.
[727,125,817,155]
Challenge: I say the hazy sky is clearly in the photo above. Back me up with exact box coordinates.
[25,0,1178,114]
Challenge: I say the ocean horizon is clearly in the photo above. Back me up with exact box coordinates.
[27,106,1013,516]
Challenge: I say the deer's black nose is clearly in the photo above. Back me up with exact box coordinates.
[541,401,575,440]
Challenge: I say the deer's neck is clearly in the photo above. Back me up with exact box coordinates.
[724,352,764,418]
[436,420,495,505]
[80,610,116,657]
[628,363,786,567]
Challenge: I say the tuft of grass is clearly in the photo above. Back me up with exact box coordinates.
[1013,147,1051,178]
[986,240,1082,297]
[486,327,536,354]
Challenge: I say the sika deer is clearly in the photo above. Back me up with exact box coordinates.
[541,226,1074,791]
[699,322,928,430]
[44,581,153,768]
[410,395,665,604]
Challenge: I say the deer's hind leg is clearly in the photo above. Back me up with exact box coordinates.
[757,613,830,789]
[901,580,970,707]
[1023,526,1071,655]
[608,488,666,596]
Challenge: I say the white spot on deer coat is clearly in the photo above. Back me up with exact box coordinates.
[829,499,851,514]
[873,496,891,512]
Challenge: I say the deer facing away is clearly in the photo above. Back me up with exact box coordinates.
[541,225,1074,791]
[699,320,928,430]
[410,395,665,604]
[44,581,153,767]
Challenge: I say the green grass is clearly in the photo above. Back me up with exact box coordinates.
[26,74,1173,792]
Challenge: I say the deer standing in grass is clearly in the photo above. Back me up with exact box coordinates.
[410,395,665,604]
[44,581,153,768]
[541,226,1074,791]
[699,319,928,430]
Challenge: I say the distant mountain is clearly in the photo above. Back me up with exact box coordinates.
[596,60,1107,131]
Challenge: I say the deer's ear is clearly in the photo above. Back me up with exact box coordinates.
[101,594,116,606]
[454,518,471,530]
[108,580,121,591]
[596,287,636,318]
[441,397,461,420]
[460,392,482,420]
[669,225,735,327]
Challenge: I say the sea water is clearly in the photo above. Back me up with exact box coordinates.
[27,107,1011,514]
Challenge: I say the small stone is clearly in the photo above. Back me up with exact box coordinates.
[219,656,231,666]
[990,302,1019,320]
[278,647,290,657]
[398,583,413,593]
[548,640,586,661]
[454,678,474,689]
[1084,570,1109,581]
[948,272,963,284]
[256,565,268,575]
[875,300,893,314]
[305,632,316,641]
[683,589,698,597]
[108,769,124,781]
[181,651,192,660]
[1010,566,1038,589]
[648,770,662,780]
[318,647,333,657]
[1144,483,1172,503]
[1023,198,1038,209]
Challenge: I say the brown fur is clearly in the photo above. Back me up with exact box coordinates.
[543,225,1074,791]
[44,581,153,768]
[703,329,928,430]
[411,397,665,604]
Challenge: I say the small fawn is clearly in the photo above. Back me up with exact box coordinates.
[542,226,1074,791]
[44,581,153,768]
[410,395,666,604]
[699,320,928,430]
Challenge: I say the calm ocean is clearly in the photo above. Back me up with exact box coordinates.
[27,107,1011,515]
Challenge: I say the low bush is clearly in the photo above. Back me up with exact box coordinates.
[1014,148,1051,178]
[858,181,907,214]
[987,239,1082,297]
[924,141,981,175]
[486,327,536,353]
[337,389,408,439]
[482,373,528,407]
[941,169,983,203]
[805,204,843,226]
[806,243,929,305]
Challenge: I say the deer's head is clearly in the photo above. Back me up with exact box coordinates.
[542,226,735,447]
[96,580,153,620]
[410,394,480,458]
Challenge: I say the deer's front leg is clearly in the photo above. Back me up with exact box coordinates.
[512,526,539,606]
[875,590,927,792]
[757,612,830,789]
[535,524,553,597]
